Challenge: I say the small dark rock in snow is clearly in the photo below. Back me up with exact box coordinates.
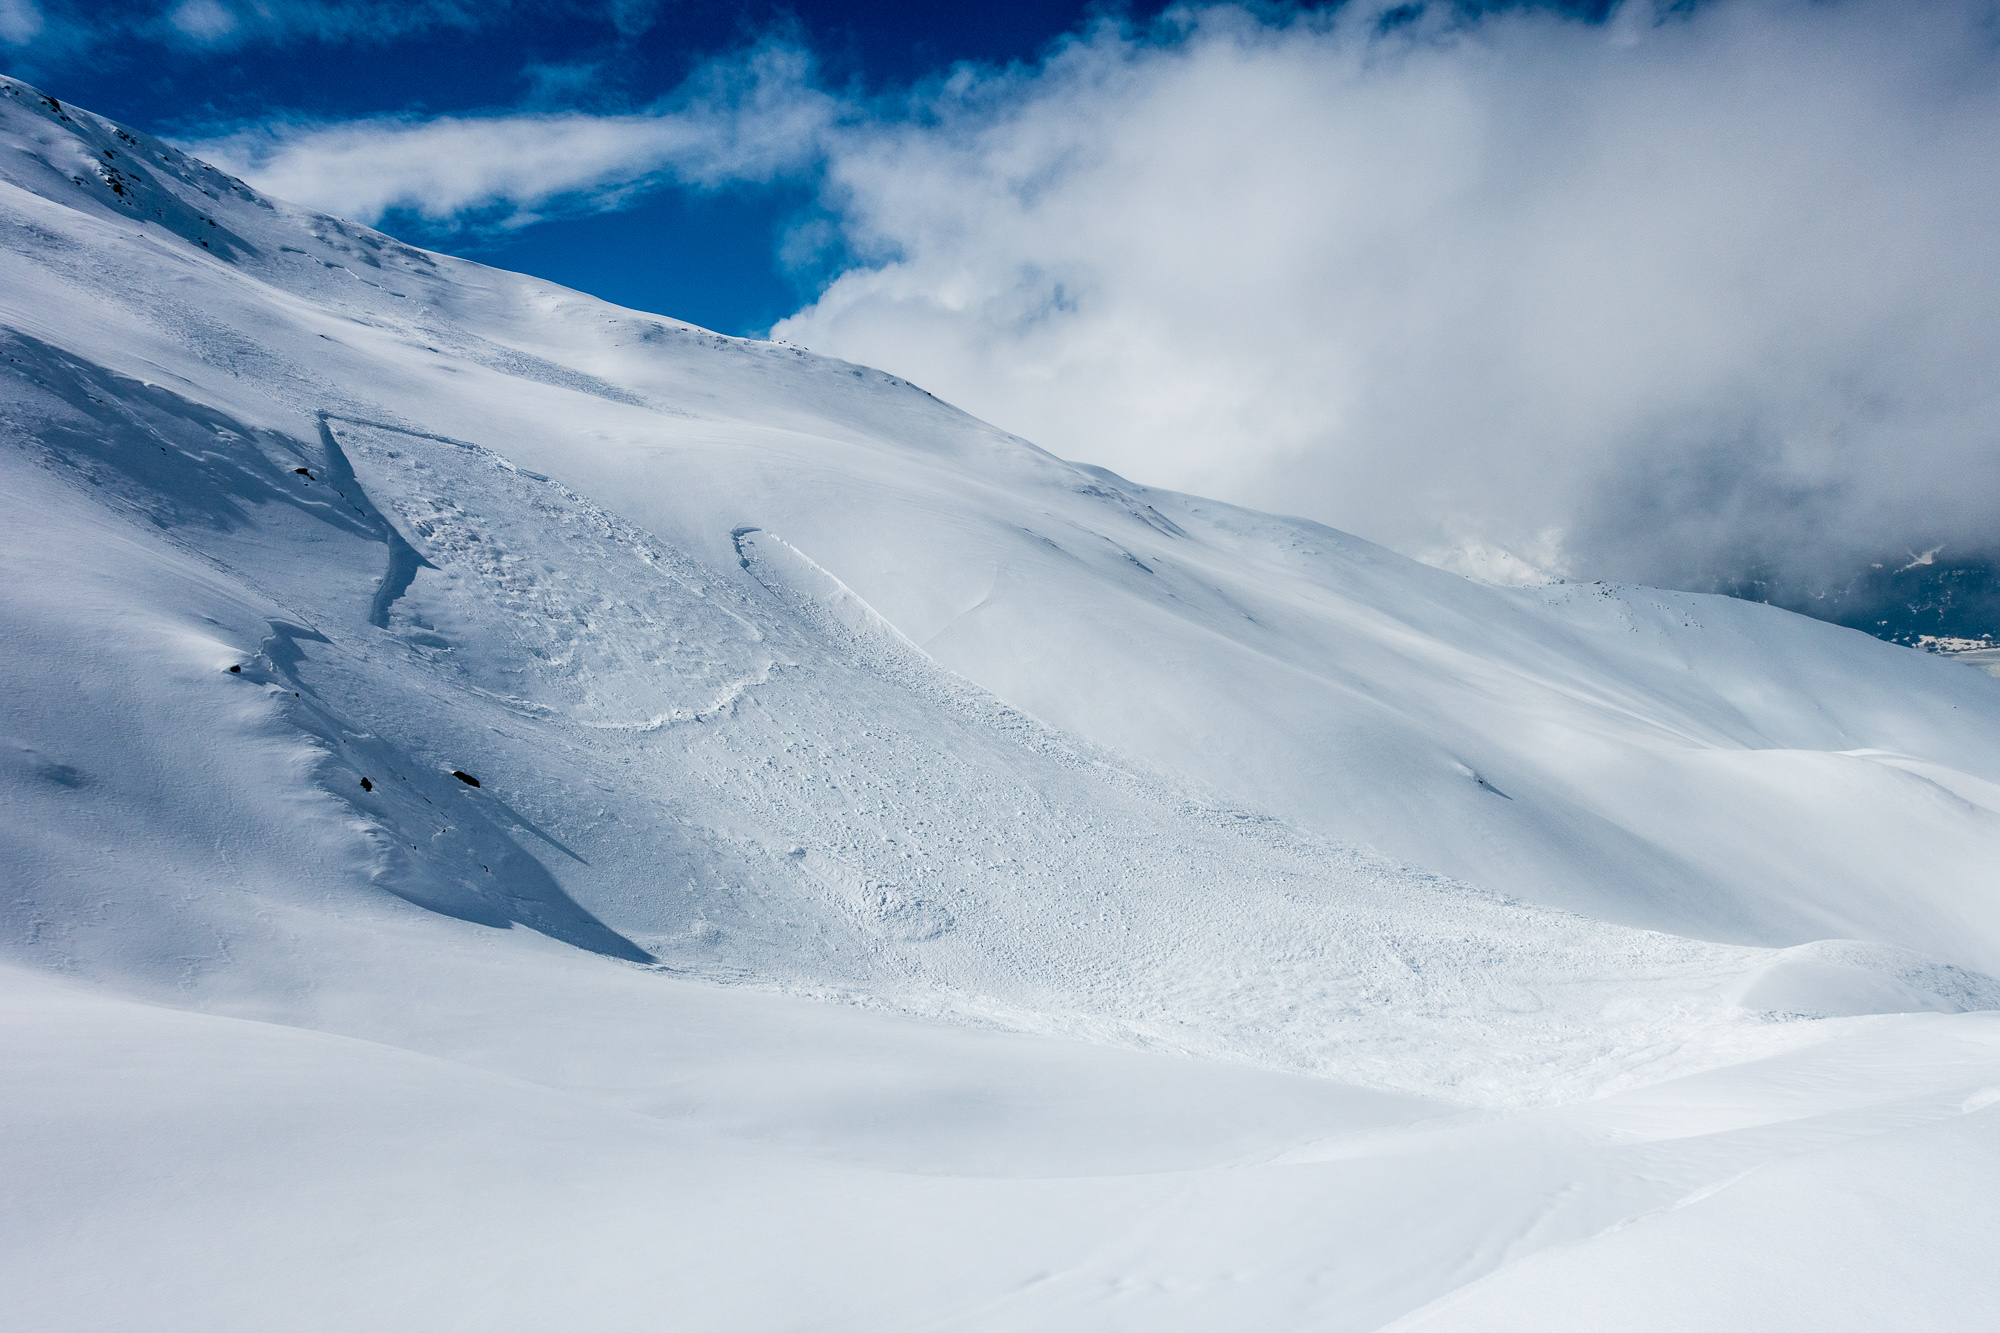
[452,770,480,787]
[294,467,313,479]
[228,664,240,672]
[359,777,373,792]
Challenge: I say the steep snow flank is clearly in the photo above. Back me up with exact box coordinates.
[4,77,2000,1331]
[5,74,1998,975]
[6,334,1892,1103]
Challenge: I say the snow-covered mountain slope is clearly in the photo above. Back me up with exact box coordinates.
[4,78,1999,1330]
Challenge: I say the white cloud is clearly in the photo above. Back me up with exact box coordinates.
[152,0,494,50]
[0,0,508,57]
[167,0,237,43]
[0,0,44,45]
[187,44,836,231]
[771,0,2000,587]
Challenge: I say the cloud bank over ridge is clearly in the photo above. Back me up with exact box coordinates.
[190,0,2000,590]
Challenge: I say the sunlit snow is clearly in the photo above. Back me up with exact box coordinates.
[4,77,1998,1330]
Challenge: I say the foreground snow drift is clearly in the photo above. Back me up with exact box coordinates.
[3,77,1998,1329]
[11,955,2000,1332]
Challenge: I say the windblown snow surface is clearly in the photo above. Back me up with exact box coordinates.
[4,78,2000,1330]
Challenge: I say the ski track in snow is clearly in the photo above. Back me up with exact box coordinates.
[4,75,2000,1332]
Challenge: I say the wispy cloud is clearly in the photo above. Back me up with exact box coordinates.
[0,0,45,46]
[184,0,2000,592]
[155,0,493,49]
[186,43,837,232]
[1,0,510,57]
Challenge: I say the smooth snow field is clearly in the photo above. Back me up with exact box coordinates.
[4,78,1999,1330]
